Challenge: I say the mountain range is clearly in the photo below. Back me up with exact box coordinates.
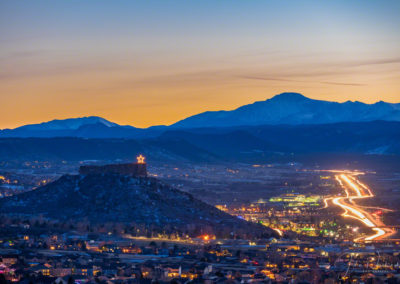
[0,93,399,161]
[173,92,400,128]
[0,121,399,164]
[1,92,399,138]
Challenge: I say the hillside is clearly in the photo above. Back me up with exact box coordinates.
[161,121,400,157]
[0,121,399,164]
[0,173,271,238]
[0,137,217,162]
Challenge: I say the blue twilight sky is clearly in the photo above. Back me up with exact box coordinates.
[1,0,399,128]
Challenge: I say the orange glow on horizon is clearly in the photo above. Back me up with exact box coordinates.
[1,1,400,129]
[1,88,399,130]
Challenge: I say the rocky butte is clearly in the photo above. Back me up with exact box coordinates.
[79,154,147,177]
[0,155,273,238]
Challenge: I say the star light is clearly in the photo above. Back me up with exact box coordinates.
[136,154,145,164]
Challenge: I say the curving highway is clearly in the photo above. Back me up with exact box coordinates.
[324,172,396,242]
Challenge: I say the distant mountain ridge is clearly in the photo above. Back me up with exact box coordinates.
[0,116,152,138]
[172,92,400,128]
[1,93,399,138]
[0,121,399,163]
[16,116,119,130]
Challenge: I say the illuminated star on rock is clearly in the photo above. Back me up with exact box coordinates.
[137,154,145,164]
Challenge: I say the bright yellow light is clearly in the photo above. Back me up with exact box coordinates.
[329,173,396,242]
[340,174,363,197]
[365,228,386,241]
[273,228,283,237]
[137,154,145,164]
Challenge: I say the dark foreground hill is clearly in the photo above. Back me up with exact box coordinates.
[0,173,272,238]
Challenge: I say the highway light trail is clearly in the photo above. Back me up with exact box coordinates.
[322,197,333,209]
[364,228,386,241]
[332,197,375,227]
[273,228,284,237]
[340,174,363,197]
[324,172,396,242]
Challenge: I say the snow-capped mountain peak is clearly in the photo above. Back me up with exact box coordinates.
[172,92,400,128]
[16,116,119,131]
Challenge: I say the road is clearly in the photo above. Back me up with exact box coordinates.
[324,172,396,242]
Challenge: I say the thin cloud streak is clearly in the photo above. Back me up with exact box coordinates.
[349,57,400,67]
[239,75,366,87]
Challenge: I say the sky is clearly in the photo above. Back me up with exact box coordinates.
[1,0,400,129]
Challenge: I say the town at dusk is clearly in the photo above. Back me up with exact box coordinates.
[1,1,400,283]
